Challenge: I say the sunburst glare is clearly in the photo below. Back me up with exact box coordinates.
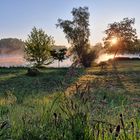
[111,37,118,45]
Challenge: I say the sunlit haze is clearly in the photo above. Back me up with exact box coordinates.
[111,37,118,45]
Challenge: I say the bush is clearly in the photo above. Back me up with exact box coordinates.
[26,68,40,76]
[81,47,99,67]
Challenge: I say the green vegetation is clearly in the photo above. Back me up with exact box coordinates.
[57,7,97,67]
[25,27,54,67]
[104,18,139,57]
[50,48,67,67]
[0,60,139,139]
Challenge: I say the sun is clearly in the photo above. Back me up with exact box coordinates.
[111,37,118,45]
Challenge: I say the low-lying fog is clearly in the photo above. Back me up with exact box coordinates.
[0,54,139,67]
[0,54,72,67]
[0,54,25,67]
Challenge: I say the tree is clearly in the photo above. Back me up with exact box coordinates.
[25,27,54,67]
[104,18,138,58]
[51,48,67,67]
[56,7,93,67]
[80,46,98,67]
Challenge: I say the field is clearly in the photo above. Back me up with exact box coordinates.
[0,60,140,140]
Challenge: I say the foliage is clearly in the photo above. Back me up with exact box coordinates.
[51,48,67,67]
[80,45,99,67]
[57,7,95,67]
[26,68,40,76]
[104,18,138,57]
[25,27,54,67]
[93,42,103,51]
[78,43,103,67]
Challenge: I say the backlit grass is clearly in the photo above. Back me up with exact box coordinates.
[0,61,139,139]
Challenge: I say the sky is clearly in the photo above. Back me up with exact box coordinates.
[0,0,140,46]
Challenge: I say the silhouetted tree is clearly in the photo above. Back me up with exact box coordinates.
[56,7,94,67]
[81,46,98,67]
[51,48,67,67]
[104,18,138,58]
[25,27,54,67]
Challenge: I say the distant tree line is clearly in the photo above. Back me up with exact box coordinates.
[0,38,24,54]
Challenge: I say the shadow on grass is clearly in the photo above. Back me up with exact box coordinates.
[91,61,132,94]
[0,67,84,103]
[111,61,132,95]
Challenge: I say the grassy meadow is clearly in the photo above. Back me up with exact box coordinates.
[0,60,140,139]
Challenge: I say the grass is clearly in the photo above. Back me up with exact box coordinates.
[0,60,140,139]
[0,67,84,103]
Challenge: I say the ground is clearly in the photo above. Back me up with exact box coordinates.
[0,60,140,139]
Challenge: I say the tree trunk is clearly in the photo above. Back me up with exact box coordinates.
[114,49,118,59]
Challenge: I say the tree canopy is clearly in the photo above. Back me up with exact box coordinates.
[25,27,54,67]
[51,48,67,67]
[104,18,139,57]
[56,7,94,67]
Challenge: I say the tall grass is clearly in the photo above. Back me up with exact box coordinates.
[0,89,139,140]
[0,65,140,139]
